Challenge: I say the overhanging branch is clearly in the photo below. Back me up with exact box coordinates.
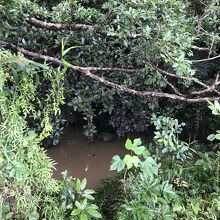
[1,40,220,103]
[28,17,141,38]
[28,17,93,31]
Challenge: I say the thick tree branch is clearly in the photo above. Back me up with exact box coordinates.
[28,17,93,31]
[1,40,220,103]
[28,17,141,38]
[0,41,137,73]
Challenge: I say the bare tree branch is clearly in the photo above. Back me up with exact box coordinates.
[191,54,220,63]
[191,74,220,96]
[191,45,210,52]
[1,40,220,103]
[28,17,93,31]
[146,61,220,96]
[161,75,183,96]
[0,41,137,73]
[28,17,141,38]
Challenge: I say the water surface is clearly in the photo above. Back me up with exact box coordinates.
[47,128,128,188]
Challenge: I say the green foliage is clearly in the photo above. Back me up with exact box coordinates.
[0,50,102,219]
[107,115,220,220]
[1,1,220,219]
[110,137,177,219]
[59,171,102,220]
[3,0,220,140]
[0,50,60,218]
[208,101,220,143]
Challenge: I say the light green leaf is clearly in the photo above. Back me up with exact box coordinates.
[81,178,87,190]
[131,155,140,167]
[110,155,125,172]
[83,194,94,200]
[71,208,81,216]
[133,138,142,147]
[81,199,87,210]
[207,134,215,141]
[76,179,81,192]
[124,155,133,169]
[125,139,133,150]
[80,213,88,220]
[87,209,102,218]
[83,189,95,195]
[214,100,220,111]
[141,157,159,176]
[133,146,146,155]
[215,133,220,140]
[75,201,82,210]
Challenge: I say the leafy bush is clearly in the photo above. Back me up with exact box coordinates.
[106,114,220,220]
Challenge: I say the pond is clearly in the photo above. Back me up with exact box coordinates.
[47,128,128,188]
[47,127,153,188]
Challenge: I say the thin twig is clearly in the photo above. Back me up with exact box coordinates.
[191,54,220,63]
[161,75,183,96]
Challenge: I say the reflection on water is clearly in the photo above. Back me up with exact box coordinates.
[47,128,128,188]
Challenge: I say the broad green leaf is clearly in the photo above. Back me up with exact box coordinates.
[75,201,82,210]
[215,133,220,140]
[82,194,94,200]
[76,179,81,192]
[110,155,125,172]
[87,209,102,218]
[208,103,219,115]
[124,155,133,169]
[81,178,87,190]
[83,189,95,195]
[88,204,99,210]
[125,139,133,150]
[207,134,215,141]
[141,157,159,176]
[133,138,142,147]
[133,146,146,155]
[80,213,88,220]
[131,155,140,167]
[124,155,140,169]
[71,208,81,216]
[81,199,87,210]
[214,100,220,111]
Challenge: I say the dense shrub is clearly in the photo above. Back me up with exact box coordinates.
[98,114,220,220]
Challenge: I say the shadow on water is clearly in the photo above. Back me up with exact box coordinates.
[47,127,153,188]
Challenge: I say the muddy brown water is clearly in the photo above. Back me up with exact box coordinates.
[47,128,128,188]
[47,128,153,188]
